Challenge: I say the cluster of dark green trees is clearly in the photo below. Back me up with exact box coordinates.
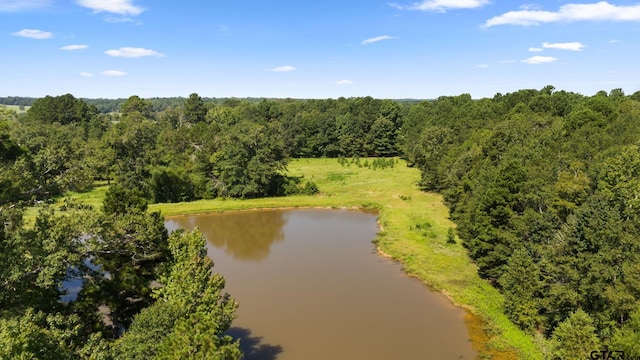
[403,86,640,357]
[2,94,245,356]
[0,200,239,358]
[3,87,640,358]
[1,97,243,357]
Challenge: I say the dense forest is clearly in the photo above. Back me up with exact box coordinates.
[402,87,640,357]
[2,87,640,358]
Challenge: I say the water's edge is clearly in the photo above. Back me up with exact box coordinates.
[167,207,490,359]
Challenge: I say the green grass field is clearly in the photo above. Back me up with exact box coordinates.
[1,104,29,113]
[46,158,541,359]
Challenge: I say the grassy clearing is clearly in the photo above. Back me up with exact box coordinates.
[1,104,29,113]
[23,184,110,226]
[49,158,540,359]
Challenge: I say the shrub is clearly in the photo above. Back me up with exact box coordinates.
[302,181,319,195]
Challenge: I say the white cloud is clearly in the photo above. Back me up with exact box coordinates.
[528,47,543,52]
[336,80,353,85]
[105,47,164,58]
[77,0,143,16]
[60,44,89,51]
[11,28,52,39]
[522,56,558,64]
[609,39,621,43]
[269,65,296,72]
[475,64,489,68]
[80,72,94,77]
[362,35,395,45]
[543,41,585,51]
[0,0,51,11]
[485,1,640,27]
[518,4,543,11]
[104,15,135,23]
[390,0,489,12]
[101,70,127,76]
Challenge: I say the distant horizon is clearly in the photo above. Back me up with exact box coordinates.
[1,85,637,103]
[2,0,640,99]
[2,94,432,101]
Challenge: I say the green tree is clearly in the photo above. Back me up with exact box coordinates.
[0,110,23,163]
[597,145,640,221]
[4,118,94,199]
[0,112,29,205]
[446,227,456,244]
[155,230,240,359]
[550,310,600,360]
[102,185,149,215]
[553,161,591,220]
[611,306,640,357]
[211,120,287,198]
[398,101,431,157]
[336,113,366,157]
[116,229,240,359]
[103,116,160,195]
[410,125,453,190]
[112,300,183,360]
[151,167,195,203]
[0,310,81,360]
[0,205,88,314]
[79,208,169,338]
[183,93,207,124]
[156,311,241,360]
[499,249,543,331]
[85,138,116,184]
[120,96,152,119]
[27,94,95,125]
[367,117,397,157]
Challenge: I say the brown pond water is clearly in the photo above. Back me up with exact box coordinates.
[165,209,476,360]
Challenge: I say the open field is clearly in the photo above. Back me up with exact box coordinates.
[1,104,29,113]
[50,158,540,359]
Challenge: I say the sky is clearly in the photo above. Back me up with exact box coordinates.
[1,0,640,99]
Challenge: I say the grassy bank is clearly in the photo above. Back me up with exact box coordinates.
[56,158,541,359]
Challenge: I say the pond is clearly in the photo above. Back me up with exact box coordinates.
[165,209,476,360]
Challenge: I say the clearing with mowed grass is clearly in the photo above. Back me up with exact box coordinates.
[58,157,541,359]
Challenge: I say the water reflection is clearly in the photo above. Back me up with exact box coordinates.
[226,327,283,360]
[166,211,286,261]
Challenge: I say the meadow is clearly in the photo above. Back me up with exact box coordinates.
[2,104,29,113]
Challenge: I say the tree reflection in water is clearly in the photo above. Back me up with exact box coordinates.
[167,210,286,261]
[225,327,283,360]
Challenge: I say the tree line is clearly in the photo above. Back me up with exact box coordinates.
[1,95,423,114]
[1,93,404,206]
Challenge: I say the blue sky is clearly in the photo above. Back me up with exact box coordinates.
[1,0,639,99]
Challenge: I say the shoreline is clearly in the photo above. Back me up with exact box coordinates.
[164,205,371,218]
[165,204,516,359]
[373,217,500,359]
